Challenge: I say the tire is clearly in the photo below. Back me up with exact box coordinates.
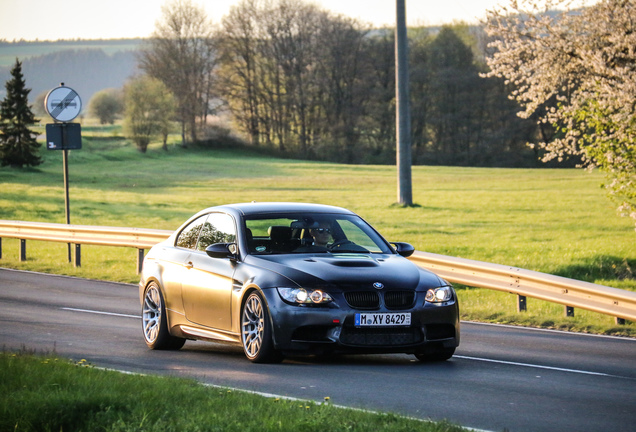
[415,346,455,362]
[241,291,283,363]
[142,282,186,350]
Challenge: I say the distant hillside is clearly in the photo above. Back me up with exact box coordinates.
[0,39,142,109]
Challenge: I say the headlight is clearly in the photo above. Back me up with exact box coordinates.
[277,287,333,305]
[425,286,453,303]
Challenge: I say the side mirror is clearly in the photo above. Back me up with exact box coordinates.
[392,242,414,258]
[205,243,237,259]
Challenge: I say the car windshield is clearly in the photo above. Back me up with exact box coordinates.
[244,213,393,255]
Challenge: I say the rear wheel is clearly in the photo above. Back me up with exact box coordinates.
[241,291,283,363]
[415,346,455,362]
[142,282,185,350]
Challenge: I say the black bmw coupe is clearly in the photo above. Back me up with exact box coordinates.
[139,202,459,363]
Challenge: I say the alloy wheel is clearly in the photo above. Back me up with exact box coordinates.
[143,284,161,344]
[242,293,265,358]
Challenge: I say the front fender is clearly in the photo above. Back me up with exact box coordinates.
[139,252,185,316]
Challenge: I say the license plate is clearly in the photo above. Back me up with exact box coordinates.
[355,313,411,327]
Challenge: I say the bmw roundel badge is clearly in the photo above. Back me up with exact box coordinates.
[373,282,384,290]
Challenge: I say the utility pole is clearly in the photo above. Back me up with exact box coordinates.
[396,0,413,206]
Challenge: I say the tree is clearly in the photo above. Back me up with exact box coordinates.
[217,0,263,147]
[89,88,123,124]
[427,26,480,162]
[362,30,396,163]
[218,0,370,159]
[32,91,49,119]
[258,0,326,156]
[139,0,218,146]
[484,0,636,228]
[0,59,41,168]
[313,13,370,163]
[123,75,176,153]
[215,0,545,166]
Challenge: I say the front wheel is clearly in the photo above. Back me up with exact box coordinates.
[142,282,185,350]
[241,292,283,363]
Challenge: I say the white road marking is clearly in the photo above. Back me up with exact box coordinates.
[455,355,614,377]
[62,307,140,319]
[461,321,636,342]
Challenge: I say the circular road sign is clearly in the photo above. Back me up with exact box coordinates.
[45,85,82,122]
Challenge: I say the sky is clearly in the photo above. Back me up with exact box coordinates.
[0,0,597,42]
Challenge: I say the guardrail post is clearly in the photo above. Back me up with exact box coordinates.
[0,237,2,259]
[74,244,81,268]
[19,239,26,261]
[517,295,527,312]
[565,306,575,317]
[137,249,145,274]
[615,317,626,325]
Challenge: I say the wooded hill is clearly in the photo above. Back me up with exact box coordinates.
[0,39,141,110]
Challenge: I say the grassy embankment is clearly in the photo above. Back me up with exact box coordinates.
[0,351,465,432]
[0,123,634,336]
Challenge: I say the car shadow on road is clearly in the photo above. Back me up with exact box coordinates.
[179,341,460,369]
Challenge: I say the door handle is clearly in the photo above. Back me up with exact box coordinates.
[184,261,193,269]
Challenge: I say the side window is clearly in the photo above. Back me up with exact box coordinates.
[196,213,236,251]
[175,215,207,249]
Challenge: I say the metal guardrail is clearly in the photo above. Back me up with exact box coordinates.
[0,220,171,248]
[0,220,634,323]
[0,220,171,273]
[409,251,636,323]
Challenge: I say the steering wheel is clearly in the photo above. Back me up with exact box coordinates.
[328,239,353,250]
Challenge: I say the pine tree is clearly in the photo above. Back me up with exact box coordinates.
[0,59,42,168]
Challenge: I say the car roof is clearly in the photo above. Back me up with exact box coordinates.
[210,202,355,216]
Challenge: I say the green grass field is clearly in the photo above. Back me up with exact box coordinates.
[1,124,634,336]
[1,351,465,432]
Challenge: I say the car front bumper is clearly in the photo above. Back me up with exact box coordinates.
[262,288,460,356]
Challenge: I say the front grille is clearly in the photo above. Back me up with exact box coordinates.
[343,290,415,310]
[384,291,415,309]
[344,291,380,309]
[340,327,423,346]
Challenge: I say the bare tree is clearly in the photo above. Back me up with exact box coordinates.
[140,0,218,146]
[218,0,370,159]
[261,0,325,156]
[218,0,263,147]
[485,0,636,229]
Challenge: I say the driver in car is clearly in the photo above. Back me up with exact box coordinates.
[296,221,332,252]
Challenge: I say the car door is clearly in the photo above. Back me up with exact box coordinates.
[180,212,237,331]
[159,214,209,314]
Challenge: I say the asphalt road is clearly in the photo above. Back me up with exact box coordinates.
[1,267,635,432]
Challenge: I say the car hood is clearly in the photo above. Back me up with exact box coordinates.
[244,253,446,290]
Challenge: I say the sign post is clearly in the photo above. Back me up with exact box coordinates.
[44,84,82,266]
